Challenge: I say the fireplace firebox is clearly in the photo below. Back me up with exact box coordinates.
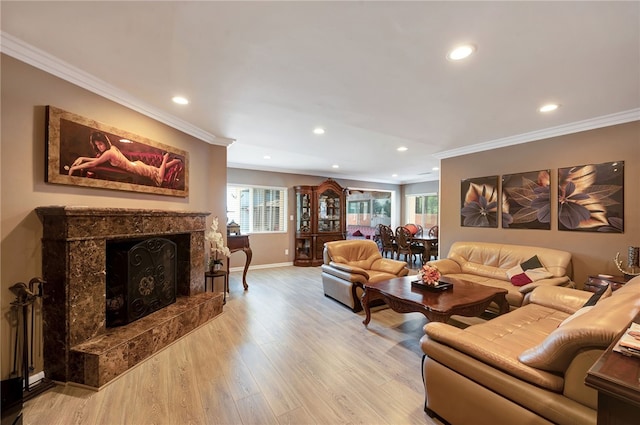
[106,237,177,327]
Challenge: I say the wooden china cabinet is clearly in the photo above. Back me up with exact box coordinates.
[294,178,346,266]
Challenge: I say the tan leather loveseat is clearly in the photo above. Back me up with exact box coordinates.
[428,241,574,311]
[421,276,640,425]
[321,239,409,312]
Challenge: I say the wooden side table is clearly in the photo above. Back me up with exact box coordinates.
[205,270,228,304]
[586,313,640,424]
[585,275,631,293]
[227,235,251,290]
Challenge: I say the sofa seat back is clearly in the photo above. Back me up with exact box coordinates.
[448,241,572,281]
[323,239,382,269]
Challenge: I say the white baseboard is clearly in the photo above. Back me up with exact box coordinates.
[24,371,45,389]
[229,262,293,272]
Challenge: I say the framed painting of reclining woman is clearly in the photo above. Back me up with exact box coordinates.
[45,106,189,197]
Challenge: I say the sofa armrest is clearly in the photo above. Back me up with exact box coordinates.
[528,285,592,314]
[427,258,462,275]
[327,262,370,280]
[369,258,408,275]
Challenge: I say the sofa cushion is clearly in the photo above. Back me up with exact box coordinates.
[506,255,553,286]
[436,273,526,308]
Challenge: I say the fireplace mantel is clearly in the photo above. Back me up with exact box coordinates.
[36,206,223,388]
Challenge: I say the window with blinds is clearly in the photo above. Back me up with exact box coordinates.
[227,185,287,233]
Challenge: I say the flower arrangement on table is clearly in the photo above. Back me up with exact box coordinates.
[205,217,231,271]
[418,264,441,286]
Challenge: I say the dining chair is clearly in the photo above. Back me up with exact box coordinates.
[395,226,423,264]
[378,224,397,259]
[426,225,439,261]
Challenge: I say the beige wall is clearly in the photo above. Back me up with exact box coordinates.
[439,121,640,287]
[0,55,228,378]
[227,168,401,266]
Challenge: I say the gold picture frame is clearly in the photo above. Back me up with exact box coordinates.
[45,106,189,197]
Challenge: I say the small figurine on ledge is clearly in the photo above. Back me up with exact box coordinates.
[614,246,640,279]
[227,219,241,236]
[206,217,231,271]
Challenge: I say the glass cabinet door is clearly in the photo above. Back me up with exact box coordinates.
[318,189,341,232]
[297,192,311,232]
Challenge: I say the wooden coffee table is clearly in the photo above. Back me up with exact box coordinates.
[361,276,509,325]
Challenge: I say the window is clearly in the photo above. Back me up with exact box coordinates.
[227,185,287,233]
[346,190,392,228]
[405,193,438,229]
[347,200,370,225]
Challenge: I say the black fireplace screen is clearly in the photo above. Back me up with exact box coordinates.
[106,237,177,327]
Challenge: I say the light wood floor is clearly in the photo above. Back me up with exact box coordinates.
[23,265,441,425]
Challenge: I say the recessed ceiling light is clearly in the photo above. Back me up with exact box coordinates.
[432,167,440,171]
[263,155,271,160]
[397,146,408,152]
[313,128,325,135]
[332,164,339,169]
[391,174,398,177]
[172,96,189,105]
[447,44,476,61]
[539,103,560,113]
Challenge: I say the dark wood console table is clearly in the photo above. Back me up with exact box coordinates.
[586,313,640,424]
[227,235,251,290]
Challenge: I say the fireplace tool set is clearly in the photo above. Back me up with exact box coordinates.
[7,277,55,401]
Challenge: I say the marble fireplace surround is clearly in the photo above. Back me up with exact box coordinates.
[36,206,224,389]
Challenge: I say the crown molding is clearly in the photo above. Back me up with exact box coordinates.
[433,108,640,160]
[1,32,234,147]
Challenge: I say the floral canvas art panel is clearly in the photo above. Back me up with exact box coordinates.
[558,161,624,232]
[460,175,507,228]
[502,170,551,230]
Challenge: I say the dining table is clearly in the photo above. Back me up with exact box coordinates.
[409,235,439,261]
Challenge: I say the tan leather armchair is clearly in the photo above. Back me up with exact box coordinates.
[321,239,409,312]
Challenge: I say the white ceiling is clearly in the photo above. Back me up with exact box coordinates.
[2,1,639,184]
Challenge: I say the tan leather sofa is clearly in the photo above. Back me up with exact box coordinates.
[421,276,640,425]
[428,241,574,311]
[321,239,409,312]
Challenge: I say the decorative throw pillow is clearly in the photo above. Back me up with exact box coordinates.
[405,224,418,235]
[352,230,363,237]
[582,283,609,307]
[506,255,553,286]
